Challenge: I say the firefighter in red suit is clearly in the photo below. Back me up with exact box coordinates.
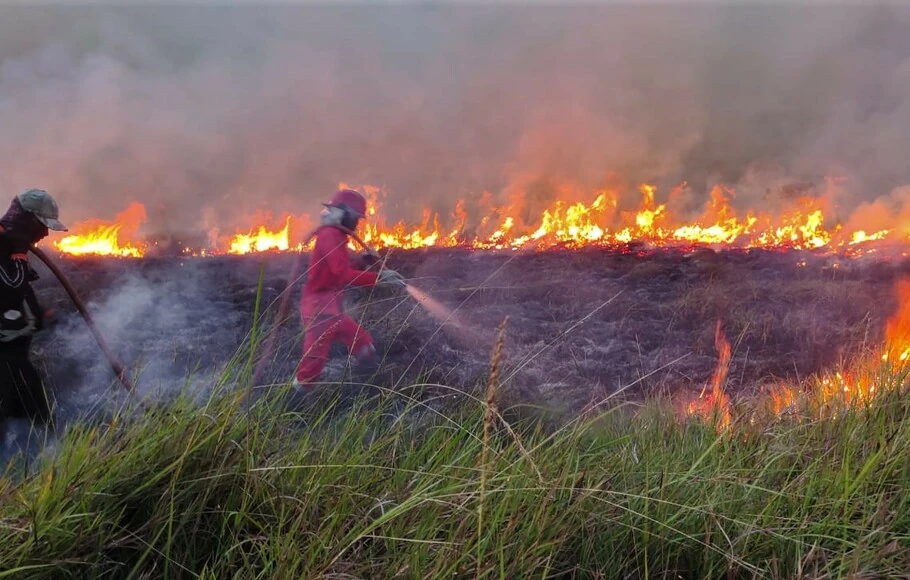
[294,189,405,387]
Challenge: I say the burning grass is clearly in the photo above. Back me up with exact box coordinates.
[42,181,910,258]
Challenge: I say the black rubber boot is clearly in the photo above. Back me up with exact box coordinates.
[351,344,379,378]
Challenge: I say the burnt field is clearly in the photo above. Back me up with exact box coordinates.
[26,245,910,416]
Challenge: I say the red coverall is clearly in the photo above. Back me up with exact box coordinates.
[296,226,379,385]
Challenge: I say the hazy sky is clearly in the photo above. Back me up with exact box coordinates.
[2,3,909,235]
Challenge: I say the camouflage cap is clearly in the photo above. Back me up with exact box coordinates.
[17,189,67,231]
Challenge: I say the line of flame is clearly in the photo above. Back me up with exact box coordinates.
[49,183,902,258]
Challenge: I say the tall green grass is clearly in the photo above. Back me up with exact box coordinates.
[0,355,908,578]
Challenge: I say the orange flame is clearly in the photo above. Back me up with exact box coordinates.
[766,384,800,416]
[48,180,903,257]
[816,370,877,408]
[228,218,291,255]
[759,277,910,418]
[52,202,147,258]
[686,321,733,429]
[768,277,910,417]
[881,277,910,365]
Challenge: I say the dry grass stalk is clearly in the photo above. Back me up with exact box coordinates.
[477,316,508,575]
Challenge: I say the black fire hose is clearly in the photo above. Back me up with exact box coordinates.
[29,246,138,397]
[251,224,380,388]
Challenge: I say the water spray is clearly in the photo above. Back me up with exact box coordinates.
[29,246,138,397]
[403,283,482,345]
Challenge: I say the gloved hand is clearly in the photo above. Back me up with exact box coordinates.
[378,268,407,288]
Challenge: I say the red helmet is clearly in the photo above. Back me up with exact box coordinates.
[327,189,367,218]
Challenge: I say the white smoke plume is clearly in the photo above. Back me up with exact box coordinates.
[43,264,248,404]
[1,4,910,234]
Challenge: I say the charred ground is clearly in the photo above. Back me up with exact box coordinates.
[26,246,910,417]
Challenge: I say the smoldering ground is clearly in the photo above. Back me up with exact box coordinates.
[2,243,909,465]
[14,247,910,424]
[4,4,910,234]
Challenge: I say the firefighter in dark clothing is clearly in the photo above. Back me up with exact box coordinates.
[0,189,67,431]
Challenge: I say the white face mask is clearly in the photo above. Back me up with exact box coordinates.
[320,206,346,226]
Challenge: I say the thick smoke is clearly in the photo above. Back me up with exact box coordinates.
[1,4,910,234]
[39,265,244,400]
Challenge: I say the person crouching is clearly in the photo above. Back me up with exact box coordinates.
[294,188,405,388]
